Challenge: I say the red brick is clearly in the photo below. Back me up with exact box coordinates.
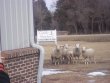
[2,47,39,83]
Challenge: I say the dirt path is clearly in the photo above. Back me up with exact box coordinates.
[42,60,110,83]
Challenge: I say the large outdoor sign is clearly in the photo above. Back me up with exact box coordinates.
[37,30,57,44]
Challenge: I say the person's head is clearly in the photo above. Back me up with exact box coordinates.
[0,63,4,70]
[75,43,80,48]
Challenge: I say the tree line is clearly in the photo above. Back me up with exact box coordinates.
[33,0,110,34]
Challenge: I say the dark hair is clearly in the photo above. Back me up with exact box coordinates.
[0,63,10,83]
[0,71,10,83]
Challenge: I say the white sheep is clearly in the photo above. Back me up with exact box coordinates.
[51,45,62,65]
[66,50,73,64]
[59,44,73,64]
[82,47,96,64]
[66,45,74,64]
[60,44,68,64]
[73,43,81,63]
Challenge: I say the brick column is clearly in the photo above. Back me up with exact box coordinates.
[1,47,40,83]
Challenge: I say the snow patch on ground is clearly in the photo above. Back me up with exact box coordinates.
[87,72,106,77]
[42,68,71,76]
[88,80,96,83]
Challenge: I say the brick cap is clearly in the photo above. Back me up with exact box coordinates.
[1,47,39,59]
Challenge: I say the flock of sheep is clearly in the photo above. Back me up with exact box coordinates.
[51,43,96,65]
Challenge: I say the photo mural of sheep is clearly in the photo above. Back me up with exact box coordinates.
[51,43,96,65]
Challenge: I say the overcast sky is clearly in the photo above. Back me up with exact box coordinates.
[34,0,58,12]
[44,0,58,12]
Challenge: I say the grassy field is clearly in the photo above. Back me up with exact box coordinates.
[41,34,110,83]
[43,41,110,61]
[42,34,110,61]
[57,34,110,42]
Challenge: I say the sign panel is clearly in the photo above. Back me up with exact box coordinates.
[37,30,57,44]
